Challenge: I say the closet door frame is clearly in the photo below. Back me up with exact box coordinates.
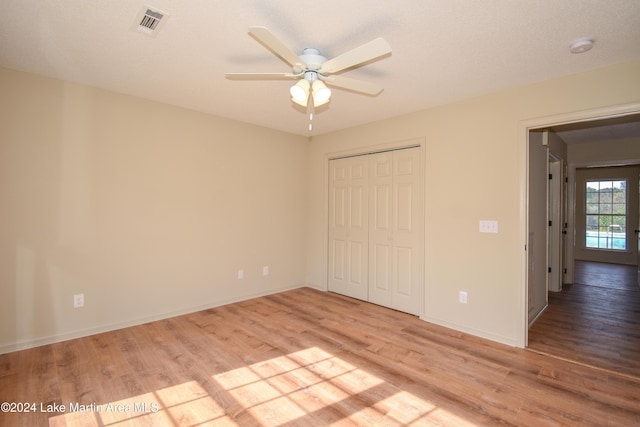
[324,138,425,317]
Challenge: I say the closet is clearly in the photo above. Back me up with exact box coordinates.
[328,146,424,315]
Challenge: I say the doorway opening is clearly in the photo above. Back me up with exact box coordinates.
[528,260,640,378]
[525,107,640,377]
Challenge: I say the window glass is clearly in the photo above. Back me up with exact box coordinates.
[585,180,626,250]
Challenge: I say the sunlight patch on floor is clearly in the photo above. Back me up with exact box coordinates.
[49,347,474,426]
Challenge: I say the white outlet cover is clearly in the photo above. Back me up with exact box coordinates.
[73,293,84,308]
[237,269,244,280]
[459,291,468,304]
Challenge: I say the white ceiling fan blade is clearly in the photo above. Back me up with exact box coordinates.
[322,75,384,96]
[320,38,391,74]
[248,27,305,71]
[225,72,298,80]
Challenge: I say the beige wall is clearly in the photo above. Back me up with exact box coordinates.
[0,68,308,352]
[547,129,568,160]
[307,59,640,346]
[568,137,640,165]
[3,59,640,353]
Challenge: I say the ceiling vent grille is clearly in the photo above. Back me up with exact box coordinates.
[133,5,168,36]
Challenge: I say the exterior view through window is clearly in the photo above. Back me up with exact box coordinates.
[586,179,627,250]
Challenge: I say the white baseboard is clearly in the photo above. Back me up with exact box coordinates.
[420,315,521,348]
[527,303,549,328]
[0,284,305,355]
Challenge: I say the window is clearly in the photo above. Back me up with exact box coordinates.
[585,180,626,250]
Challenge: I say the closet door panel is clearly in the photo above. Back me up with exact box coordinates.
[391,148,423,315]
[395,246,413,295]
[328,156,368,300]
[330,239,346,282]
[329,160,348,291]
[369,152,394,306]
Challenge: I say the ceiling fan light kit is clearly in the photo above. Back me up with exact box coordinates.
[289,72,332,108]
[290,79,310,102]
[291,97,307,107]
[226,26,391,121]
[313,81,331,105]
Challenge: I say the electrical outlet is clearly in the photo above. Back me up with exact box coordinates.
[238,269,244,280]
[73,293,84,308]
[262,266,269,276]
[459,291,468,304]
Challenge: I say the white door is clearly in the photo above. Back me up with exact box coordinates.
[548,156,563,292]
[330,147,423,316]
[527,131,548,323]
[328,156,369,300]
[389,148,423,315]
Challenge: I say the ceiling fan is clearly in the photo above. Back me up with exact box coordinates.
[225,27,392,110]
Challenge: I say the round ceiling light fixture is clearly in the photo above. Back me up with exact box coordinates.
[569,37,594,54]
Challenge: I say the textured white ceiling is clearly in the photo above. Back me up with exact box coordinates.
[1,0,640,137]
[553,113,640,145]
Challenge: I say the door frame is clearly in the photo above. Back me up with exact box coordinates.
[520,102,640,348]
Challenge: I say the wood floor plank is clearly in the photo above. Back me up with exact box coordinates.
[1,286,639,426]
[529,261,640,378]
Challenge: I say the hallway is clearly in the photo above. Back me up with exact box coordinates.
[528,261,640,378]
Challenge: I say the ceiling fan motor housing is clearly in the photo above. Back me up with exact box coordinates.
[300,48,327,71]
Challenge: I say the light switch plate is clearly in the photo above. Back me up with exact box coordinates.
[479,220,499,233]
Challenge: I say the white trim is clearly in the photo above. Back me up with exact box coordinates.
[420,315,520,347]
[528,303,548,328]
[524,103,640,129]
[325,137,425,161]
[519,101,640,348]
[0,284,305,355]
[518,122,530,348]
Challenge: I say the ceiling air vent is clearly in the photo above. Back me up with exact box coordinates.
[133,5,168,36]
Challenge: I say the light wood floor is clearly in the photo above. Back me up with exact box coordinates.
[2,287,640,426]
[528,261,640,379]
